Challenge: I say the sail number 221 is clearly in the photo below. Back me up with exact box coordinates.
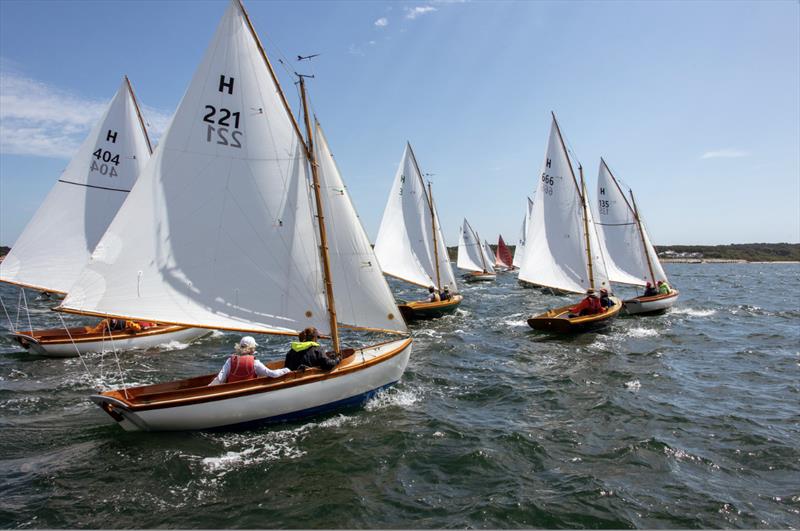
[203,105,243,149]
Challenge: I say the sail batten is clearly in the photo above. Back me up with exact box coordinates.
[1,78,152,294]
[375,144,458,292]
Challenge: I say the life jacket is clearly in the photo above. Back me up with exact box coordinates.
[290,341,320,352]
[227,354,256,383]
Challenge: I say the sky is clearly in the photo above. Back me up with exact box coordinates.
[1,0,798,247]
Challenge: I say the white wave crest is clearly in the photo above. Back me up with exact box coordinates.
[671,307,716,317]
[625,380,641,391]
[365,387,421,411]
[626,327,658,338]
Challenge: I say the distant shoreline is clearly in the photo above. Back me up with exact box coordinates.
[661,258,799,264]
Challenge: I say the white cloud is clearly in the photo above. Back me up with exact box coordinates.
[405,6,437,19]
[701,149,750,159]
[0,68,171,159]
[374,17,388,27]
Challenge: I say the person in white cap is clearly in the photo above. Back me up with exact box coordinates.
[208,336,290,386]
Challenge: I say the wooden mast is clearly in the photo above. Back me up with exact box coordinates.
[552,112,594,291]
[473,224,488,272]
[298,76,340,353]
[124,75,153,155]
[629,189,657,285]
[578,165,595,291]
[428,182,443,290]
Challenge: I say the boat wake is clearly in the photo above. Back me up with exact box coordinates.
[365,386,421,411]
[625,327,659,338]
[671,307,717,317]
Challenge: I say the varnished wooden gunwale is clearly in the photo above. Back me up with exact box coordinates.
[398,295,463,320]
[14,324,193,345]
[624,289,679,304]
[528,298,622,333]
[98,337,413,412]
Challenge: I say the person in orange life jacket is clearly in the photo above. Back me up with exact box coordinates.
[568,289,603,317]
[643,282,659,297]
[284,327,340,371]
[91,318,143,334]
[427,286,441,303]
[208,336,290,386]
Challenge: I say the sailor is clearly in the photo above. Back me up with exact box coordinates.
[657,280,671,295]
[643,282,659,297]
[568,289,603,317]
[599,288,612,308]
[284,327,340,371]
[440,286,452,301]
[209,336,290,386]
[427,286,441,303]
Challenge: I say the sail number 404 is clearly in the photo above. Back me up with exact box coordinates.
[203,105,243,149]
[90,148,120,177]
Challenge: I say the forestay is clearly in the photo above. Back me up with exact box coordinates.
[374,143,457,292]
[0,78,151,294]
[519,115,609,294]
[314,122,406,333]
[457,219,493,273]
[595,159,667,286]
[61,0,329,335]
[512,197,533,269]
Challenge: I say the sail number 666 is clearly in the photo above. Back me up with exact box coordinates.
[203,105,243,149]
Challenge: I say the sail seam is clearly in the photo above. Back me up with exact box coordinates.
[57,180,130,193]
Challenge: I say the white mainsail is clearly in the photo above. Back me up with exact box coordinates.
[519,115,609,294]
[61,0,330,335]
[595,158,667,286]
[482,240,495,269]
[314,121,406,333]
[512,196,533,269]
[0,77,152,294]
[374,143,458,292]
[457,219,493,273]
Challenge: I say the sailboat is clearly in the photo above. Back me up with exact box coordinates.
[0,77,206,357]
[457,219,496,282]
[494,235,514,271]
[374,144,462,321]
[512,196,533,272]
[56,0,412,431]
[594,158,678,314]
[520,114,622,333]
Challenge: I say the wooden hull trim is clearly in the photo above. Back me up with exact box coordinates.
[12,325,209,357]
[527,297,622,333]
[90,338,413,431]
[623,290,679,315]
[398,294,463,321]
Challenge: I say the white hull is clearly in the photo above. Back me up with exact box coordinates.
[623,291,679,315]
[91,338,412,431]
[464,273,496,282]
[15,327,209,358]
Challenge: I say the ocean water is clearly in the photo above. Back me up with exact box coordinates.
[0,263,798,529]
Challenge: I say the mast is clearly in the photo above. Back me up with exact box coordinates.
[427,182,442,290]
[578,165,595,291]
[552,112,593,291]
[124,75,153,155]
[474,225,488,272]
[629,189,657,285]
[299,75,340,353]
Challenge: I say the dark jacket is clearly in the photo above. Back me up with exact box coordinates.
[284,341,339,371]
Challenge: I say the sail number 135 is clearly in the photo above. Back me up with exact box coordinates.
[203,105,243,149]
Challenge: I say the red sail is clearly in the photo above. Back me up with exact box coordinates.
[496,235,513,268]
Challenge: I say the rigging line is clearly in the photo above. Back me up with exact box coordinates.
[15,290,22,330]
[0,295,16,333]
[596,221,638,227]
[21,288,33,338]
[57,312,96,387]
[105,321,129,399]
